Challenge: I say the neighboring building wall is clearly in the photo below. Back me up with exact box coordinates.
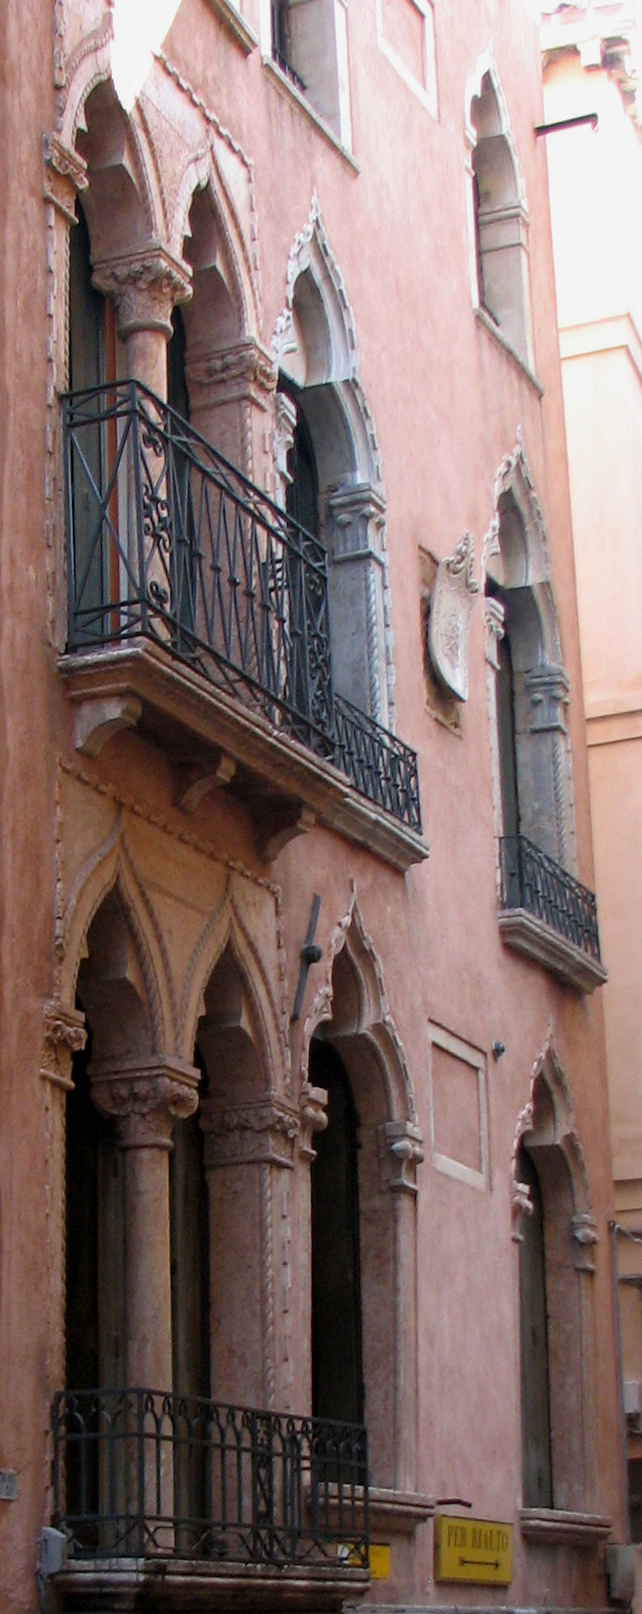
[0,1,627,1611]
[542,0,642,1553]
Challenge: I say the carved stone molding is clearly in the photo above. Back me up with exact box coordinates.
[92,245,193,340]
[187,341,276,411]
[525,664,570,733]
[427,533,479,702]
[41,1001,87,1091]
[380,1120,424,1194]
[89,1057,200,1149]
[273,391,297,509]
[572,1211,599,1272]
[484,595,505,670]
[326,482,386,561]
[43,133,88,222]
[511,1174,534,1241]
[298,1081,329,1159]
[201,1098,300,1170]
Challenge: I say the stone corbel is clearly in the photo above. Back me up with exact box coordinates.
[256,801,316,863]
[571,1211,599,1272]
[298,1081,328,1159]
[92,244,193,340]
[525,665,570,733]
[200,1098,300,1170]
[174,754,237,813]
[43,134,88,223]
[380,1120,424,1194]
[41,1000,87,1091]
[89,1056,200,1148]
[74,694,142,757]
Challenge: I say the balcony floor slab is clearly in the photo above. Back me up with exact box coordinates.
[59,641,429,872]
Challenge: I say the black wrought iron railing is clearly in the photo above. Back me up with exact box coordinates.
[52,1388,369,1567]
[500,834,602,963]
[335,696,422,831]
[62,382,421,833]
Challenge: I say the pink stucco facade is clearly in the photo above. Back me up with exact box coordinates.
[0,1,627,1610]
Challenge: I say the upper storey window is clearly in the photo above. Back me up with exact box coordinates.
[265,0,352,148]
[466,62,533,368]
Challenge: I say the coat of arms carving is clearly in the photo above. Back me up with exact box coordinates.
[427,533,479,701]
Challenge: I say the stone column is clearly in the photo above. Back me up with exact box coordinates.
[186,340,276,480]
[200,1097,299,1411]
[90,1057,199,1542]
[381,1121,424,1492]
[92,245,192,399]
[517,663,571,863]
[324,481,388,720]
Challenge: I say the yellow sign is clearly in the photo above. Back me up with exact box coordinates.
[339,1542,391,1578]
[435,1515,513,1586]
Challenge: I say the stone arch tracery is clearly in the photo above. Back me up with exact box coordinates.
[484,436,576,871]
[272,198,394,726]
[465,51,532,366]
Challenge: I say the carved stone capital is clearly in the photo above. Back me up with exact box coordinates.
[511,1176,534,1241]
[427,533,479,702]
[92,245,192,340]
[43,134,88,222]
[572,1211,598,1272]
[41,1001,87,1090]
[524,664,570,733]
[380,1120,424,1194]
[298,1082,329,1159]
[200,1098,299,1170]
[187,341,276,412]
[326,482,386,561]
[484,595,505,670]
[89,1057,199,1149]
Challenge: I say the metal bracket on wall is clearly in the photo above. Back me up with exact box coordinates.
[292,894,322,1021]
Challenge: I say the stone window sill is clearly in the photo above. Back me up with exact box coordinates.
[56,1556,369,1610]
[498,908,607,995]
[261,57,359,171]
[474,307,544,396]
[308,1484,435,1535]
[520,1507,612,1547]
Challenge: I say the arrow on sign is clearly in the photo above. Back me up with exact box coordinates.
[459,1558,500,1570]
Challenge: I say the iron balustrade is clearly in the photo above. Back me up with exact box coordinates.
[62,382,422,833]
[52,1388,369,1567]
[500,834,602,963]
[334,696,422,832]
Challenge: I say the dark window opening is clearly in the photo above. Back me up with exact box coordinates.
[310,1039,364,1426]
[519,1143,553,1509]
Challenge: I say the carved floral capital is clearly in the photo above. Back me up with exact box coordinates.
[40,1001,87,1090]
[43,134,88,222]
[92,245,192,339]
[187,341,276,411]
[201,1097,299,1170]
[89,1057,199,1149]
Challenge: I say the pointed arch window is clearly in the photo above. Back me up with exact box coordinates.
[468,68,533,367]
